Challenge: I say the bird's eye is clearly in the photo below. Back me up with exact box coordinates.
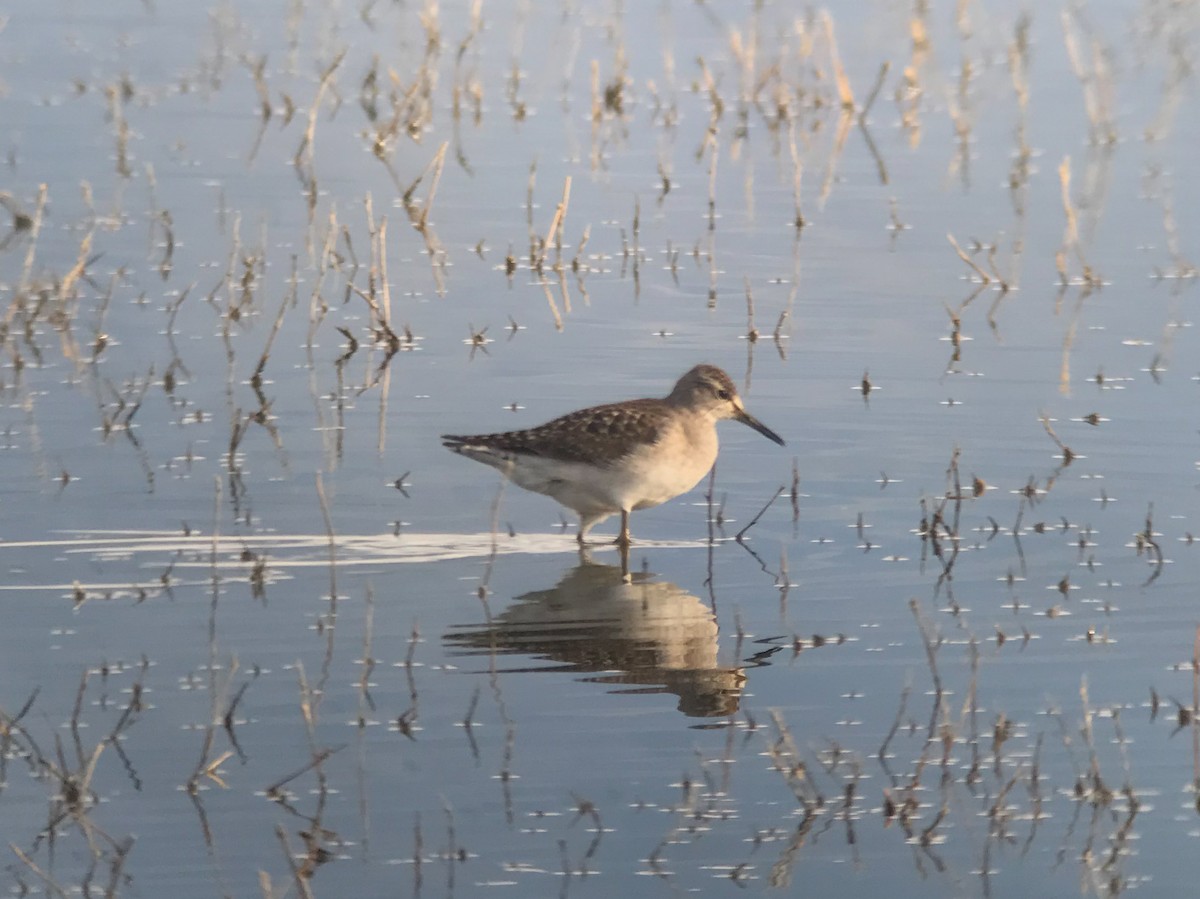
[716,389,732,400]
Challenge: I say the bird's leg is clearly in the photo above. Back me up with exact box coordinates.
[577,513,594,545]
[578,512,605,546]
[614,510,631,549]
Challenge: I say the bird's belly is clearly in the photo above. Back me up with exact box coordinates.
[626,468,708,510]
[619,441,715,510]
[506,457,623,514]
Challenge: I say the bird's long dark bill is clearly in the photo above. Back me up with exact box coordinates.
[736,409,785,446]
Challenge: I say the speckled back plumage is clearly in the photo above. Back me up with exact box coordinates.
[442,398,667,467]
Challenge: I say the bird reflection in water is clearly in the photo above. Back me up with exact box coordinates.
[444,559,745,718]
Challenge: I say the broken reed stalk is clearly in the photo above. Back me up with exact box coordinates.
[787,123,804,228]
[252,270,294,384]
[358,585,376,712]
[263,744,343,800]
[947,233,991,284]
[1078,677,1106,796]
[859,61,890,120]
[908,598,946,747]
[249,54,272,120]
[306,211,338,346]
[378,216,392,331]
[743,277,757,341]
[536,176,572,272]
[364,192,377,306]
[821,11,856,110]
[376,343,392,454]
[1038,411,1075,463]
[17,183,48,291]
[524,159,538,249]
[394,143,449,298]
[571,224,591,275]
[294,49,347,169]
[348,196,398,347]
[275,825,316,899]
[315,471,338,629]
[402,143,445,210]
[8,844,70,899]
[735,485,785,542]
[1009,17,1031,115]
[311,473,343,697]
[186,477,224,796]
[416,142,449,230]
[59,221,95,304]
[1060,9,1116,144]
[540,278,564,331]
[1057,158,1097,287]
[1057,156,1078,283]
[706,142,719,228]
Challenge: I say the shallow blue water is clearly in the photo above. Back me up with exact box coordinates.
[1,1,1199,896]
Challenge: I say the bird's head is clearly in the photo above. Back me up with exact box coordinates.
[668,364,785,446]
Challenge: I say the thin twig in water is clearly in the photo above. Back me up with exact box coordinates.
[1038,411,1075,464]
[947,233,991,284]
[735,486,785,543]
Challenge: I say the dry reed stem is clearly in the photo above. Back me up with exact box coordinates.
[17,184,47,291]
[376,350,392,455]
[859,61,889,120]
[818,109,854,208]
[1061,10,1116,144]
[378,217,392,327]
[8,844,70,899]
[787,122,804,227]
[59,229,95,305]
[537,176,572,272]
[275,826,316,899]
[185,478,224,796]
[295,50,347,169]
[253,286,293,384]
[743,277,757,341]
[706,142,719,229]
[1057,156,1078,282]
[306,212,338,347]
[540,278,564,331]
[947,234,991,284]
[417,142,449,230]
[315,471,338,634]
[821,11,855,109]
[735,486,785,543]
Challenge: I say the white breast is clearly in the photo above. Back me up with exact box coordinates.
[617,416,719,511]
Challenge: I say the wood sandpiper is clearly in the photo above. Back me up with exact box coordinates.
[442,364,785,546]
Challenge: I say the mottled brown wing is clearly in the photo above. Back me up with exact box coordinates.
[443,399,666,467]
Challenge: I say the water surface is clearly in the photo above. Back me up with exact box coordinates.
[1,1,1199,896]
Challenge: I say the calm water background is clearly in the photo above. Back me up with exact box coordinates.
[2,1,1199,896]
